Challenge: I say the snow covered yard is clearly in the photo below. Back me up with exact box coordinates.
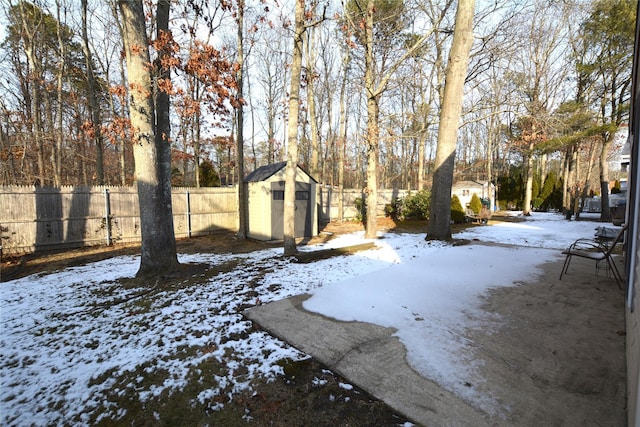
[0,212,610,425]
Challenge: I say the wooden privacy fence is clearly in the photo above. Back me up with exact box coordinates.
[0,186,238,254]
[318,187,410,222]
[0,185,409,255]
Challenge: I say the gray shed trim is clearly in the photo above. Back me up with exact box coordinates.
[245,162,318,183]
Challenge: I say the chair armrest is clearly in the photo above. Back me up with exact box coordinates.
[566,238,606,252]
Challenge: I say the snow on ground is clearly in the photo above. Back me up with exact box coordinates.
[0,212,615,425]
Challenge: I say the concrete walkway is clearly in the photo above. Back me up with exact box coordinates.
[244,250,627,426]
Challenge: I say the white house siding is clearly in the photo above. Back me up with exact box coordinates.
[628,245,640,426]
[452,181,496,211]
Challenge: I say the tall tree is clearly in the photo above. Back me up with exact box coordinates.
[305,26,320,180]
[283,0,306,256]
[254,29,289,165]
[579,0,634,221]
[336,43,351,222]
[282,0,325,254]
[427,0,475,240]
[345,0,440,238]
[7,1,56,185]
[155,0,178,263]
[81,0,105,185]
[529,5,565,215]
[119,0,179,277]
[235,0,247,240]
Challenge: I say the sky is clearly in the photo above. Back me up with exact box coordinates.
[0,211,617,425]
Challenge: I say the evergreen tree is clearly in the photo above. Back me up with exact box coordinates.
[199,160,221,187]
[450,194,466,223]
[469,193,482,214]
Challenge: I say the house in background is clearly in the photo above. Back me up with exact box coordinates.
[244,162,318,241]
[452,180,496,211]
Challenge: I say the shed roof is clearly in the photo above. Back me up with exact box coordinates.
[244,162,317,183]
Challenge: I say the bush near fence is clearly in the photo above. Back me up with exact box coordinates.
[0,185,409,255]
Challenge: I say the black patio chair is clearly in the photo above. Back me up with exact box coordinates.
[559,224,627,289]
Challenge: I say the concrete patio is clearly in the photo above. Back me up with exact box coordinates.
[246,244,627,426]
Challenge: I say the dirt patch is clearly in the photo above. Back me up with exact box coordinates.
[463,256,627,425]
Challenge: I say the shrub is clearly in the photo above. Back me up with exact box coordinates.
[384,198,403,220]
[384,190,431,221]
[469,193,482,214]
[402,190,431,220]
[451,194,466,223]
[612,180,621,194]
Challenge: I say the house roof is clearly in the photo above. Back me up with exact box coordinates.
[244,162,317,183]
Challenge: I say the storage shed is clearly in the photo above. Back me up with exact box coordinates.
[244,162,318,241]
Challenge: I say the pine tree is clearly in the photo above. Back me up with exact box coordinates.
[451,195,466,223]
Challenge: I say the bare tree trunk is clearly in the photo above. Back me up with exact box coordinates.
[576,139,597,220]
[305,27,320,234]
[427,0,475,241]
[155,0,178,257]
[306,28,320,180]
[599,133,613,222]
[246,71,258,171]
[418,132,426,190]
[522,142,534,215]
[28,57,45,185]
[194,95,202,187]
[562,147,572,213]
[108,2,129,185]
[119,49,128,185]
[53,0,66,186]
[81,0,105,185]
[18,2,46,186]
[337,48,350,223]
[364,0,379,239]
[486,114,495,191]
[572,151,581,218]
[236,0,247,240]
[283,0,305,255]
[44,89,55,183]
[119,0,179,277]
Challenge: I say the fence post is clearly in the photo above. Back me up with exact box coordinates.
[104,188,112,246]
[186,190,192,238]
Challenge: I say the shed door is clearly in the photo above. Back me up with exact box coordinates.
[271,181,312,239]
